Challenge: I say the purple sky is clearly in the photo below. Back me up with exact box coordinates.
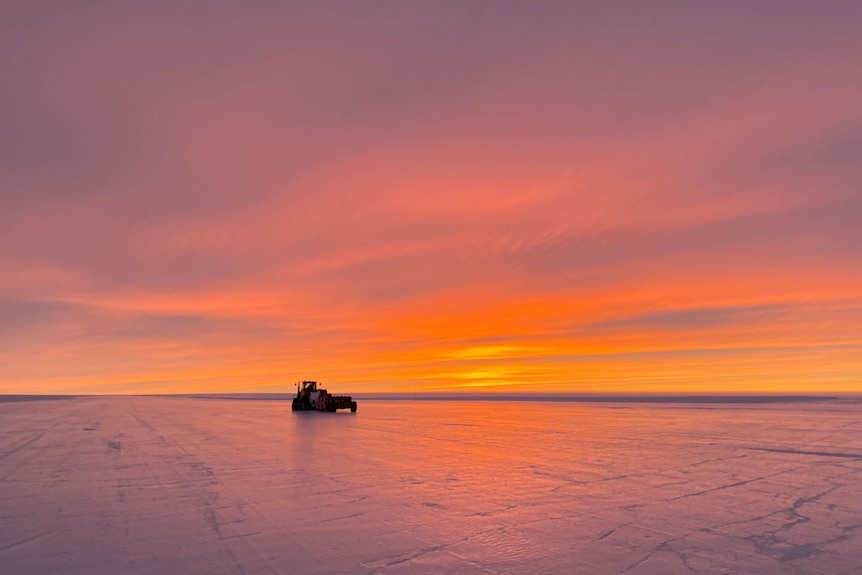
[2,2,861,393]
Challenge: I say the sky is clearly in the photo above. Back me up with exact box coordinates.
[2,1,861,394]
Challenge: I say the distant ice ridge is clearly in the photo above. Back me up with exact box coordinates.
[1,396,860,574]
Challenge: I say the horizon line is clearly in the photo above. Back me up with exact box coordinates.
[3,392,860,405]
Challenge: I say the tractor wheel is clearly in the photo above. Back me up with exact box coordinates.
[291,398,299,411]
[350,401,357,413]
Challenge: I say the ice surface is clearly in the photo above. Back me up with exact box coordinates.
[1,396,861,574]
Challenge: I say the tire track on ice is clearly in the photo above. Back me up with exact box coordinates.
[130,407,288,575]
[0,530,54,554]
[0,433,44,461]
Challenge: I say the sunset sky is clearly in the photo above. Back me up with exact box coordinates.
[2,2,861,394]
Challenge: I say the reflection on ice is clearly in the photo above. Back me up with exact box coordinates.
[1,397,860,574]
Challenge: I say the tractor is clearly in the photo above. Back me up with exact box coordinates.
[291,380,357,413]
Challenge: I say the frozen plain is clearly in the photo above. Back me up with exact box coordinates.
[1,396,861,575]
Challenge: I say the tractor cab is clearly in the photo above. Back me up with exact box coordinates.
[295,380,321,407]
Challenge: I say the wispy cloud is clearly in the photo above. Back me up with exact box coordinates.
[588,304,788,332]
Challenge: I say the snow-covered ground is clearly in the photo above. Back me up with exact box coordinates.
[1,396,860,574]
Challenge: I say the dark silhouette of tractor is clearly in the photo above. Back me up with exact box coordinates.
[292,380,357,413]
